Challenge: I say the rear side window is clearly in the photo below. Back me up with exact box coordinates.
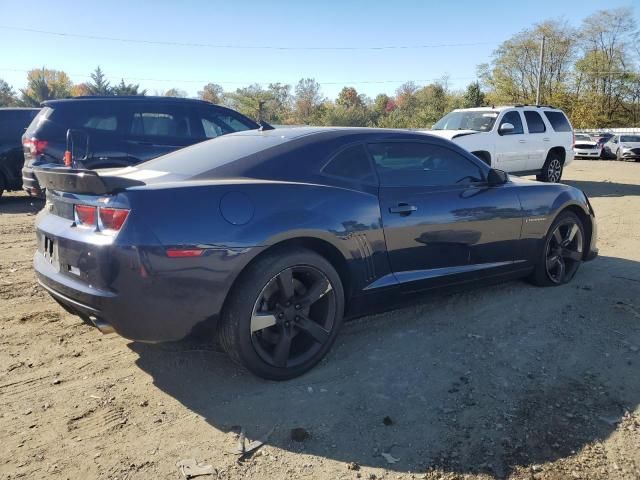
[368,142,483,187]
[322,145,376,183]
[52,103,125,133]
[524,111,546,133]
[131,108,192,138]
[199,108,254,139]
[543,111,572,132]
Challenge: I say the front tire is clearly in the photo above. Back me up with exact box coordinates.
[218,247,344,380]
[529,211,585,286]
[616,148,622,161]
[536,152,564,183]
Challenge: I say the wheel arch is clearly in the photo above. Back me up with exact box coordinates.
[547,146,566,164]
[220,236,353,321]
[471,150,492,166]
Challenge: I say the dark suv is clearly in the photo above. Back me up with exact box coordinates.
[22,96,260,195]
[0,108,40,197]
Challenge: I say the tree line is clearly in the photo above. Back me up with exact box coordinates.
[1,7,638,128]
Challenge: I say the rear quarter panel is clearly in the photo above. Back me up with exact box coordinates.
[125,181,390,297]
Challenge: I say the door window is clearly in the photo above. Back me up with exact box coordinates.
[322,145,376,183]
[499,111,524,135]
[368,142,483,187]
[523,111,546,133]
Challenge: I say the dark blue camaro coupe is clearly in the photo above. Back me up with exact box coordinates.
[33,127,597,379]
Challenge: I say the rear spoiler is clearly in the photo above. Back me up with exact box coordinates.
[33,167,145,195]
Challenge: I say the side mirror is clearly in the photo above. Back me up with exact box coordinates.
[487,168,508,186]
[498,122,515,135]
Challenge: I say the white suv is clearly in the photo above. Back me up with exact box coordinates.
[429,105,574,182]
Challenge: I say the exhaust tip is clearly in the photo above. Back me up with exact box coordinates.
[89,316,115,334]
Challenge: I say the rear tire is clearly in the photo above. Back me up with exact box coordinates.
[537,152,564,183]
[529,211,585,287]
[218,247,344,380]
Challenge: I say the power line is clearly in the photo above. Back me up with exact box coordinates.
[0,25,496,51]
[0,68,476,86]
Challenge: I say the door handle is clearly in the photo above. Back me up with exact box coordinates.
[543,138,551,142]
[518,139,527,143]
[389,203,417,215]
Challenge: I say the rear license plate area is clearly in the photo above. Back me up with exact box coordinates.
[43,235,59,267]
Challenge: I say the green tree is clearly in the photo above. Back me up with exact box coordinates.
[86,66,112,95]
[0,79,17,107]
[112,79,146,96]
[20,68,73,106]
[462,81,486,108]
[293,78,324,124]
[198,83,223,104]
[164,88,188,98]
[336,86,364,109]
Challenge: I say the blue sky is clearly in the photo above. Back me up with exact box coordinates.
[0,0,637,99]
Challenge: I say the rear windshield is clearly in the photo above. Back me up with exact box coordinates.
[24,107,54,137]
[0,110,40,141]
[138,133,288,176]
[543,111,572,132]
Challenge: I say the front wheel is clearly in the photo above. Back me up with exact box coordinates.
[218,247,344,380]
[616,148,622,161]
[529,211,585,286]
[536,153,563,183]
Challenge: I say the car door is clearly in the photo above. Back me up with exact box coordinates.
[125,103,197,163]
[522,110,549,171]
[372,141,524,293]
[494,110,527,173]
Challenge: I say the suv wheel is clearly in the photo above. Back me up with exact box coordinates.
[218,247,344,380]
[537,152,563,183]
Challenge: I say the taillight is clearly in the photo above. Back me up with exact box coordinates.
[22,137,48,160]
[75,205,97,227]
[98,207,129,232]
[73,205,130,233]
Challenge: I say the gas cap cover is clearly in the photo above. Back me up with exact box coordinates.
[219,191,254,225]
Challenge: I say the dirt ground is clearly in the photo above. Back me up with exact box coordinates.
[1,160,639,480]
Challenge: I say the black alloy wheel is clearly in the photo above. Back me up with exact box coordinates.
[250,266,336,369]
[537,153,564,183]
[219,248,344,380]
[530,211,585,286]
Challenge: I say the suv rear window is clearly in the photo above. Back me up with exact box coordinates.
[0,110,39,141]
[543,111,571,132]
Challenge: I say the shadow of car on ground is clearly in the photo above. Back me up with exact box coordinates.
[0,193,44,215]
[130,255,640,478]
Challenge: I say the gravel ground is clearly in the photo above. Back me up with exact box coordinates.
[1,160,639,480]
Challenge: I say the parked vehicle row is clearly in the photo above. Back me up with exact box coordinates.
[32,127,598,379]
[430,105,574,183]
[602,134,640,161]
[573,133,602,159]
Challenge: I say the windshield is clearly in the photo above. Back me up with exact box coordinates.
[432,110,498,132]
[621,135,640,143]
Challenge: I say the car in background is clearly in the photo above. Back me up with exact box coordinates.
[430,105,574,183]
[21,96,262,196]
[602,134,640,161]
[573,133,601,159]
[592,132,613,150]
[0,108,40,198]
[32,127,598,379]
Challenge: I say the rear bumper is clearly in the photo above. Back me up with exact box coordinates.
[34,211,264,342]
[22,166,43,196]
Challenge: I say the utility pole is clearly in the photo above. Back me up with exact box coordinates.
[535,36,545,105]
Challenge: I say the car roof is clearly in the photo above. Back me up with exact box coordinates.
[227,125,431,140]
[452,105,563,112]
[0,107,41,111]
[42,96,220,107]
